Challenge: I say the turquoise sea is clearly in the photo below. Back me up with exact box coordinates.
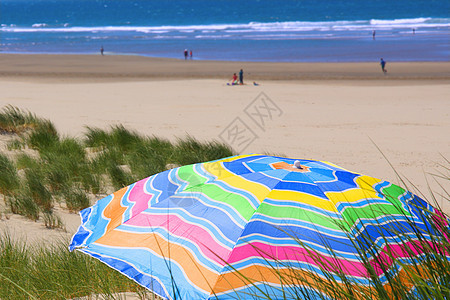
[1,0,449,61]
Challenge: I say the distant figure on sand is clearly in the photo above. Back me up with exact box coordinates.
[227,73,239,85]
[190,50,193,59]
[380,58,387,74]
[239,69,244,85]
[232,73,238,85]
[372,30,376,40]
[100,46,104,56]
[184,49,188,60]
[413,28,415,35]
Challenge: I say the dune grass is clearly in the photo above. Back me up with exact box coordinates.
[0,232,158,299]
[0,106,234,222]
[0,106,43,134]
[173,135,234,166]
[0,153,20,195]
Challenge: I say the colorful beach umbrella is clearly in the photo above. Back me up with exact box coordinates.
[69,154,449,299]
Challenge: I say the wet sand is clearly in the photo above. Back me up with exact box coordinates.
[1,54,449,82]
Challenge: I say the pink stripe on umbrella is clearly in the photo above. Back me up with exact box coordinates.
[125,212,230,265]
[128,178,153,218]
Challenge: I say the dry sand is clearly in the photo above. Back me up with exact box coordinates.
[0,54,449,244]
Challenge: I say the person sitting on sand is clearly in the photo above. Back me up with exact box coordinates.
[231,73,238,85]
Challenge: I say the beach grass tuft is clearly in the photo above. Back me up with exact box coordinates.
[0,153,20,195]
[106,161,136,191]
[127,136,174,178]
[6,192,40,221]
[0,105,42,134]
[84,126,111,149]
[0,232,152,299]
[61,186,91,212]
[173,135,234,165]
[84,124,142,153]
[26,120,59,151]
[42,210,65,229]
[25,167,53,212]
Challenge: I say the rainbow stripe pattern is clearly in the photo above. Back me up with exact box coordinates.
[69,154,449,299]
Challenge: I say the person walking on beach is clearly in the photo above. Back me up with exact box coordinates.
[189,50,193,59]
[100,46,104,56]
[239,69,244,85]
[380,58,387,74]
[372,30,376,40]
[184,49,188,60]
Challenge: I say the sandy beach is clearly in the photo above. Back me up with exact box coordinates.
[1,54,449,244]
[1,54,450,81]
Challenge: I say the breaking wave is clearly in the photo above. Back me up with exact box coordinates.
[2,18,448,34]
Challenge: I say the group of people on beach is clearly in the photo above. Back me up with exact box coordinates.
[100,45,388,76]
[184,49,193,60]
[229,69,244,85]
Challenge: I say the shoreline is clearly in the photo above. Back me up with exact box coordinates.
[3,51,450,63]
[1,54,449,82]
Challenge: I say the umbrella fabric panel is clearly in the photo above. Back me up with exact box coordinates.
[87,230,217,299]
[80,248,173,299]
[215,159,448,296]
[70,171,171,250]
[185,163,263,222]
[70,155,281,298]
[70,154,450,300]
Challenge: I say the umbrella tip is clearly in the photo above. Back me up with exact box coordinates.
[293,160,303,169]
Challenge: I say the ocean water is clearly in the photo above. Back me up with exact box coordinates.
[1,0,449,62]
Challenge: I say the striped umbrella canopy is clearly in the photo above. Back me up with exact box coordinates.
[69,154,449,299]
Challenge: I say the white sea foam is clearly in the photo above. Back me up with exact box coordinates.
[2,18,448,34]
[153,35,187,39]
[89,36,109,40]
[31,23,49,28]
[148,30,169,34]
[370,17,431,25]
[194,34,232,39]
